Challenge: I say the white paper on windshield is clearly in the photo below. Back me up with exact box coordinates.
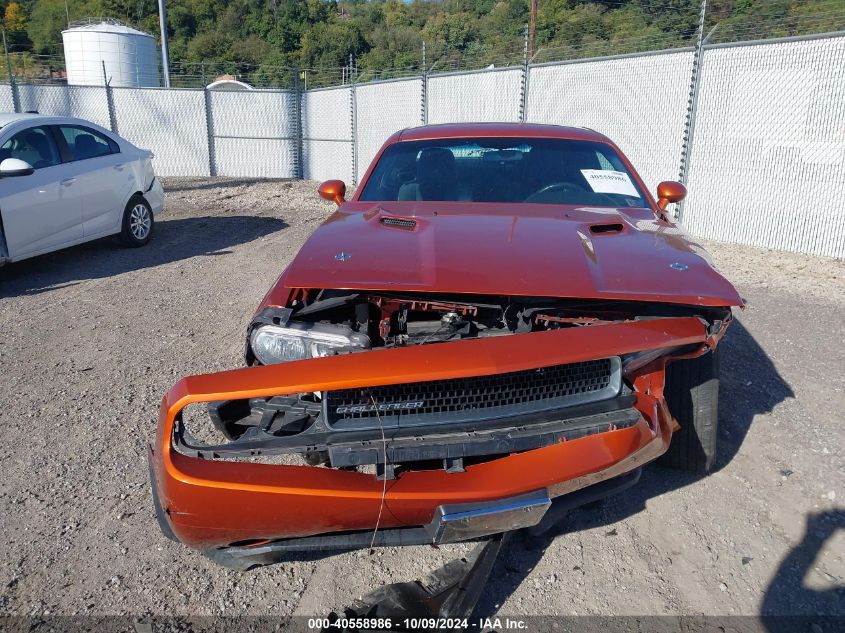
[580,169,640,197]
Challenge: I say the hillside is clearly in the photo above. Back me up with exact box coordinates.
[2,0,844,86]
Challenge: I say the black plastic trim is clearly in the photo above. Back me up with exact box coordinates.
[174,394,637,462]
[327,406,640,468]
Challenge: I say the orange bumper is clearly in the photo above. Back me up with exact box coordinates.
[151,317,707,550]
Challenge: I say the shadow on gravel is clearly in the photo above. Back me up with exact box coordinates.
[0,215,287,298]
[164,178,291,193]
[761,508,844,629]
[762,508,845,615]
[717,318,795,469]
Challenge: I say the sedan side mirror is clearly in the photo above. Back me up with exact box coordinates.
[0,158,35,178]
[318,180,346,205]
[655,181,687,211]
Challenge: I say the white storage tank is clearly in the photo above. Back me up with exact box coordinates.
[62,19,160,88]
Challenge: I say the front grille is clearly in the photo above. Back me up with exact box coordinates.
[325,357,621,431]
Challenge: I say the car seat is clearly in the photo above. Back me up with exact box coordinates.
[20,131,56,169]
[74,134,102,160]
[398,148,471,201]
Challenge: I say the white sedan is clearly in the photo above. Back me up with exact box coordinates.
[0,113,164,264]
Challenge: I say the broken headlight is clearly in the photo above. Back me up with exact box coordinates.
[250,322,370,365]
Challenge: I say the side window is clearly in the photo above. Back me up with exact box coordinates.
[0,126,61,169]
[58,125,117,161]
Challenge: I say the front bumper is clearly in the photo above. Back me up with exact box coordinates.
[150,317,708,551]
[145,177,165,216]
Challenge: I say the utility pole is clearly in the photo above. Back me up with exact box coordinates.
[158,0,171,87]
[2,28,11,78]
[528,0,537,60]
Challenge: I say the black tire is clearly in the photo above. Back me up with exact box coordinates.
[659,349,719,473]
[119,195,154,247]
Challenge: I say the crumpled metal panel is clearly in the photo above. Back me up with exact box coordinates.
[210,89,296,178]
[683,38,845,258]
[356,78,423,178]
[302,87,352,183]
[111,87,210,177]
[16,84,112,129]
[527,51,693,195]
[428,69,522,124]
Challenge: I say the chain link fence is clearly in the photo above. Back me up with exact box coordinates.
[1,30,844,257]
[682,36,845,258]
[207,89,297,178]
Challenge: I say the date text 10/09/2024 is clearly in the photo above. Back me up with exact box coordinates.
[308,618,529,630]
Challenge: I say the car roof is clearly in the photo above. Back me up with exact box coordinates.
[395,122,611,143]
[0,112,46,128]
[0,113,119,137]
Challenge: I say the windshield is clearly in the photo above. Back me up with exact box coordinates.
[358,137,649,207]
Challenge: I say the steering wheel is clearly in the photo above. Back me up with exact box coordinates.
[524,181,587,203]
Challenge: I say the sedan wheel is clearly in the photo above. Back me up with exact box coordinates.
[130,203,152,240]
[120,196,154,247]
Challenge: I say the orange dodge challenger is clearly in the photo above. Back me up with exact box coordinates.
[149,123,742,570]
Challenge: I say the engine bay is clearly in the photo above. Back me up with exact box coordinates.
[246,288,727,364]
[166,290,728,477]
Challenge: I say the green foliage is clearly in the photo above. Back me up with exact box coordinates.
[13,0,845,79]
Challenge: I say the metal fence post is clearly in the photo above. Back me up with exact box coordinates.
[3,29,20,113]
[350,75,358,185]
[102,61,118,133]
[203,87,216,177]
[421,42,428,125]
[677,0,708,221]
[420,72,427,125]
[291,67,303,180]
[519,26,529,122]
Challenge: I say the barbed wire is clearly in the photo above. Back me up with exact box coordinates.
[3,10,844,90]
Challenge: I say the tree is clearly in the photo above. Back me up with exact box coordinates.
[4,2,26,33]
[27,0,66,54]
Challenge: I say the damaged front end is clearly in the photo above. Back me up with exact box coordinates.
[150,289,731,567]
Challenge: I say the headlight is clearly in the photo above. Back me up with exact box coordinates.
[250,322,370,365]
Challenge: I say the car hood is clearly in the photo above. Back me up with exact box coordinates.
[282,202,743,307]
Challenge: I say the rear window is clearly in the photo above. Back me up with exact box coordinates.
[358,137,648,207]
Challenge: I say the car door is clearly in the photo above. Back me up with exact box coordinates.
[0,125,83,260]
[54,125,131,238]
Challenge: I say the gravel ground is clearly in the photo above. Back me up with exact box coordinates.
[0,178,842,624]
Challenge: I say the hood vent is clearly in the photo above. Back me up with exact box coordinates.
[589,223,624,235]
[381,216,417,230]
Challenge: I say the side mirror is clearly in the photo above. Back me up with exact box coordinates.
[318,179,346,206]
[0,158,35,178]
[655,181,687,211]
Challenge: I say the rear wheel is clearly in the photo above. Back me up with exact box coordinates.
[659,349,720,473]
[120,195,154,247]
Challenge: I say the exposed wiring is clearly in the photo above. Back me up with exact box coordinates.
[368,392,389,555]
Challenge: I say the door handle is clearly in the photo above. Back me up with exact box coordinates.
[114,164,125,171]
[61,178,77,186]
